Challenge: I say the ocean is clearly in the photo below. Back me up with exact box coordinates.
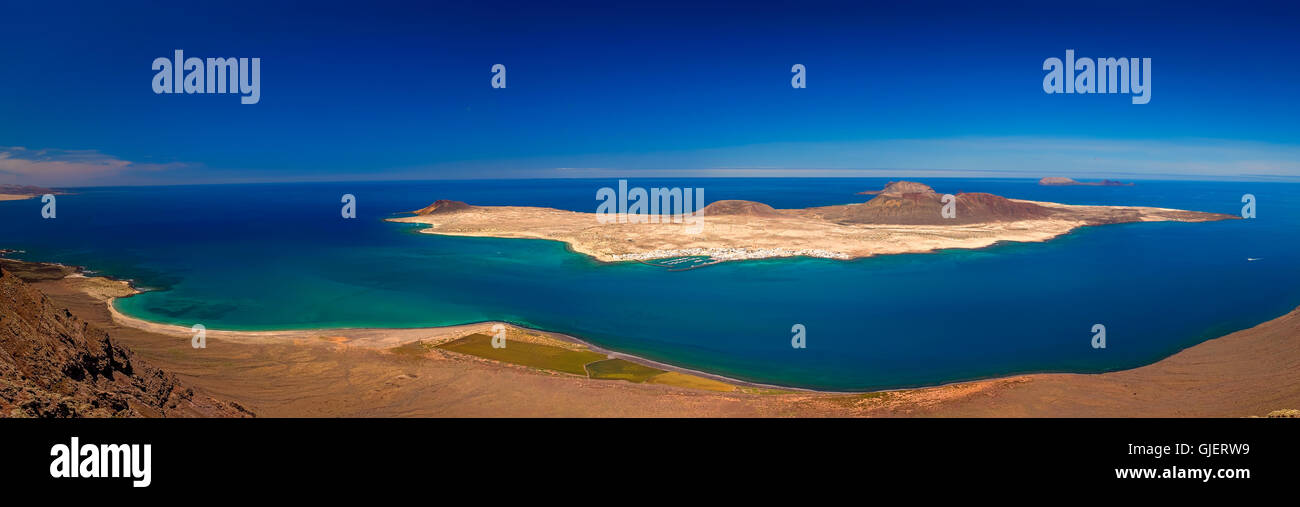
[1,178,1296,390]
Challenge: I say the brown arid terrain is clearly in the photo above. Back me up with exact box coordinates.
[0,268,250,417]
[1,258,1297,418]
[388,181,1236,262]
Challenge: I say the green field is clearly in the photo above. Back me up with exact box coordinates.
[436,333,607,375]
[648,371,737,392]
[585,358,666,382]
[432,333,745,392]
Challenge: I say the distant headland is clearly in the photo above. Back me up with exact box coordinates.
[1038,177,1134,187]
[0,184,61,201]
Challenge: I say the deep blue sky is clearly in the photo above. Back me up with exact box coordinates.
[2,0,1298,185]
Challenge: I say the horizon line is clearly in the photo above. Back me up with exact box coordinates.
[34,173,1300,189]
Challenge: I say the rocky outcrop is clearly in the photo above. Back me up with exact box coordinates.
[0,269,252,418]
[412,200,473,215]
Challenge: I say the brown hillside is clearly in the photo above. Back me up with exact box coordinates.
[0,269,251,418]
[701,200,786,218]
[799,191,1054,225]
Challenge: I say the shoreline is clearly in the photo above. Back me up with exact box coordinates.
[6,252,1292,396]
[104,295,807,393]
[4,256,1298,416]
[104,296,1299,395]
[38,256,1300,396]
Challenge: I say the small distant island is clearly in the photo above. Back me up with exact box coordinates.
[0,184,61,201]
[389,180,1234,264]
[1038,177,1134,187]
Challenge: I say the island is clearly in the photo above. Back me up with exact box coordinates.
[0,184,61,201]
[1038,177,1134,186]
[387,181,1235,263]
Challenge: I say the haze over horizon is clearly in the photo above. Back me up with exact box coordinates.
[3,1,1298,186]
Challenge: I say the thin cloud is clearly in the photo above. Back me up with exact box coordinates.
[377,136,1300,182]
[0,147,187,186]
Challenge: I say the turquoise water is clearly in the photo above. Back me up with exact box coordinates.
[1,178,1296,390]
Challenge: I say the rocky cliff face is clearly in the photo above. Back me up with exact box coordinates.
[0,269,251,418]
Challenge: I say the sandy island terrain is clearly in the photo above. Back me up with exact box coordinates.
[388,181,1236,263]
[0,184,60,202]
[4,257,1296,418]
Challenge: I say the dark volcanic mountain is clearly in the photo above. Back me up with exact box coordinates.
[0,269,251,417]
[856,181,937,196]
[413,200,473,215]
[799,182,1055,225]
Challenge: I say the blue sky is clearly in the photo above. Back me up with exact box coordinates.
[2,0,1298,186]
